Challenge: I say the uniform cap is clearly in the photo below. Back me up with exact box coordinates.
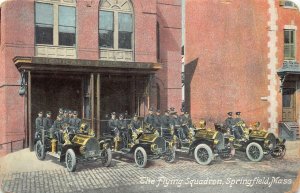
[73,111,78,115]
[64,110,68,113]
[46,111,52,115]
[236,112,241,115]
[227,112,233,116]
[156,109,161,113]
[111,112,116,115]
[119,113,124,117]
[149,107,154,111]
[38,111,43,114]
[133,113,138,117]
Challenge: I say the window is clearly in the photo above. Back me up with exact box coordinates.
[59,6,76,46]
[284,30,296,60]
[284,0,298,8]
[35,3,54,45]
[118,13,133,49]
[35,1,76,46]
[99,0,133,50]
[99,11,114,48]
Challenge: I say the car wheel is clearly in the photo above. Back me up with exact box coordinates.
[101,148,112,167]
[194,144,213,165]
[35,140,46,160]
[65,149,77,172]
[246,142,264,162]
[165,147,176,163]
[134,147,147,168]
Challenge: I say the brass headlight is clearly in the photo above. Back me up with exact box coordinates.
[79,145,86,155]
[213,139,219,145]
[151,144,158,152]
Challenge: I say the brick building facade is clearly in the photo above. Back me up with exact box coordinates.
[0,0,182,154]
[185,0,300,136]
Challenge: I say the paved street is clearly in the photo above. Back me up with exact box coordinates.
[0,142,300,193]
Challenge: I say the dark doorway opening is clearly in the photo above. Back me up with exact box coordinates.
[31,75,83,128]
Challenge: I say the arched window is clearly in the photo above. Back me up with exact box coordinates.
[99,0,134,61]
[35,0,76,58]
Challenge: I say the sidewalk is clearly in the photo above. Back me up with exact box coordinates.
[0,148,64,174]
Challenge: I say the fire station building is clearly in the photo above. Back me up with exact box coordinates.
[0,0,182,154]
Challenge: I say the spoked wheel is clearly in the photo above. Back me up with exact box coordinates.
[35,140,46,160]
[65,149,77,172]
[165,147,176,163]
[101,148,112,167]
[246,142,264,162]
[271,146,286,159]
[134,147,147,168]
[194,144,213,165]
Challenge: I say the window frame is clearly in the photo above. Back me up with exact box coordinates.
[34,1,77,47]
[284,29,296,60]
[58,5,77,46]
[99,0,134,52]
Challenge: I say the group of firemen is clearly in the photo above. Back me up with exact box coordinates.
[35,108,81,142]
[107,107,193,147]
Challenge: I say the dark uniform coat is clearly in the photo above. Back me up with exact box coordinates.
[118,119,128,130]
[130,119,141,131]
[224,117,234,129]
[161,115,170,128]
[180,115,192,127]
[144,114,156,126]
[108,118,119,131]
[43,117,53,130]
[69,118,81,128]
[153,115,162,128]
[35,117,44,130]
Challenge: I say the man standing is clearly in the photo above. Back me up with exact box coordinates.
[62,110,69,124]
[58,108,64,117]
[180,111,193,138]
[69,111,81,129]
[144,107,156,129]
[108,112,119,136]
[118,113,130,147]
[160,110,170,136]
[153,109,162,129]
[170,109,186,141]
[43,111,53,131]
[35,111,44,131]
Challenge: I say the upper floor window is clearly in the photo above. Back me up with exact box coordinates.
[35,1,76,47]
[284,29,296,60]
[284,1,298,8]
[35,3,53,45]
[99,0,133,50]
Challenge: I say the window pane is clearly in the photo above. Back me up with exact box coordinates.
[99,30,113,48]
[119,13,132,32]
[59,6,76,27]
[35,3,53,25]
[35,24,53,44]
[119,31,132,49]
[59,26,76,46]
[99,11,113,30]
[284,31,290,44]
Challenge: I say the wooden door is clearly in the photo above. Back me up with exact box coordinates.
[282,88,296,122]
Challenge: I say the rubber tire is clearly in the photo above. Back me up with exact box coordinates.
[194,144,213,165]
[165,147,176,163]
[246,142,264,162]
[65,149,77,172]
[102,148,112,167]
[134,147,148,168]
[35,140,46,160]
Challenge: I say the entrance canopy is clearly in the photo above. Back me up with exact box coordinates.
[14,56,161,74]
[277,60,300,90]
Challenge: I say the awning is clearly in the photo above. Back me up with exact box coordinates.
[14,56,162,75]
[277,60,300,90]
